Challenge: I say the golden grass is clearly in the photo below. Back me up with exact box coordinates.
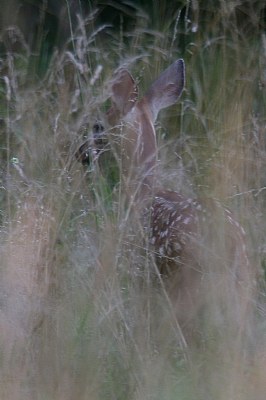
[0,1,265,399]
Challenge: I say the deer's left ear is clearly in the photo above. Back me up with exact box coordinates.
[111,69,138,116]
[144,59,185,122]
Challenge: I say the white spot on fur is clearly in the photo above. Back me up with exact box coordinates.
[150,236,156,245]
[173,242,182,252]
[160,230,168,238]
[159,246,165,256]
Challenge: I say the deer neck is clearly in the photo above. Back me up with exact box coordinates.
[117,100,157,208]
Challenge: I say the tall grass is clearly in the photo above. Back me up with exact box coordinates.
[0,1,266,399]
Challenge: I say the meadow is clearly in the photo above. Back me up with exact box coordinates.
[0,1,266,399]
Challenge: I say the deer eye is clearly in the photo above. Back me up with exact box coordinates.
[93,123,104,134]
[92,123,107,148]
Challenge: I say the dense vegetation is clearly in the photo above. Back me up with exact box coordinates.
[0,1,265,399]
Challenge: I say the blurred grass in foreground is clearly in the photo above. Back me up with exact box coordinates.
[0,1,266,399]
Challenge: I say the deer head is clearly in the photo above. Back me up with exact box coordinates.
[77,59,185,204]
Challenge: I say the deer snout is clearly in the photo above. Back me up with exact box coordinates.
[76,123,106,165]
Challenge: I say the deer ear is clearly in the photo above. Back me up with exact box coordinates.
[144,59,185,122]
[110,69,138,116]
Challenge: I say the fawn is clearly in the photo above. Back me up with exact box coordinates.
[76,59,253,330]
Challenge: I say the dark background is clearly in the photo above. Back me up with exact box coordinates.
[1,0,265,78]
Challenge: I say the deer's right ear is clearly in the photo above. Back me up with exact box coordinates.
[110,69,138,116]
